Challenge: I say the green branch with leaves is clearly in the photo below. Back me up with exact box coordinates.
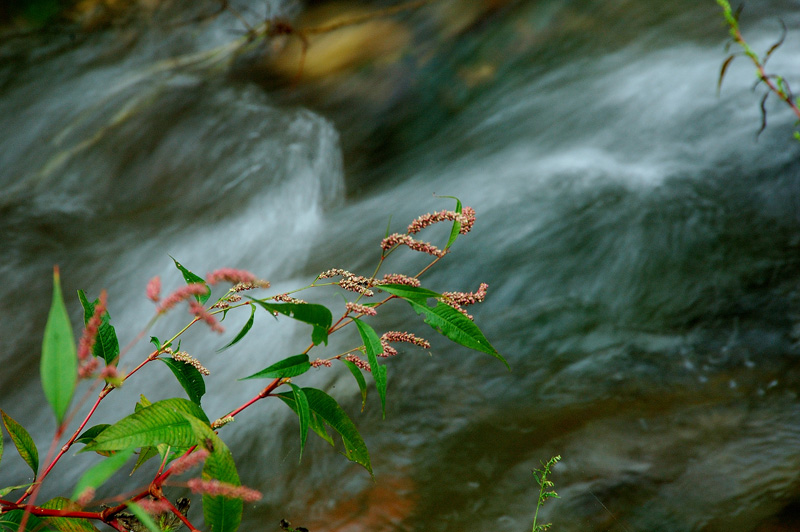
[0,199,507,532]
[716,0,800,139]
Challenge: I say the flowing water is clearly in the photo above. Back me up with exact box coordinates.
[2,1,800,531]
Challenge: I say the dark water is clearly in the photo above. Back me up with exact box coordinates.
[2,1,800,531]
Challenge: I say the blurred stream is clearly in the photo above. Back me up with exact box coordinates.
[2,1,800,531]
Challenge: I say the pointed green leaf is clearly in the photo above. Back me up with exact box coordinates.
[170,257,210,304]
[84,399,209,452]
[76,290,120,366]
[277,395,334,446]
[122,502,162,532]
[239,354,310,380]
[74,424,110,445]
[378,284,441,301]
[1,410,39,476]
[160,358,206,405]
[150,336,162,351]
[339,359,368,412]
[352,319,387,418]
[71,447,135,500]
[0,483,34,498]
[130,445,161,475]
[277,388,371,475]
[288,384,309,462]
[41,267,77,424]
[437,195,463,250]
[41,497,102,532]
[217,304,256,352]
[248,299,332,345]
[182,416,243,532]
[400,298,509,369]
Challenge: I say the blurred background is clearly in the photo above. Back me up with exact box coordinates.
[2,1,800,531]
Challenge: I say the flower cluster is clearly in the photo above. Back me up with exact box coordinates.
[311,358,333,368]
[77,290,107,379]
[339,275,375,297]
[318,268,351,280]
[274,293,307,304]
[407,206,476,235]
[169,449,210,475]
[146,276,161,302]
[211,415,235,429]
[133,498,174,515]
[380,233,445,257]
[344,353,371,372]
[157,283,209,313]
[232,280,271,292]
[173,351,210,376]
[186,479,262,502]
[378,331,430,357]
[189,300,224,334]
[440,283,488,320]
[377,273,421,287]
[206,268,256,285]
[345,302,377,316]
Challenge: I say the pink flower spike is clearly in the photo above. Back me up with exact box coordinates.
[189,301,224,334]
[133,498,174,515]
[77,290,107,361]
[157,283,209,313]
[146,276,161,302]
[187,479,262,502]
[76,487,95,507]
[378,273,421,287]
[346,302,377,316]
[170,449,210,475]
[380,331,431,349]
[206,268,257,285]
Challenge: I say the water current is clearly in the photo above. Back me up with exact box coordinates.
[2,1,800,531]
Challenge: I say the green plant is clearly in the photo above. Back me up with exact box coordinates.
[531,455,561,532]
[0,199,506,532]
[716,0,800,139]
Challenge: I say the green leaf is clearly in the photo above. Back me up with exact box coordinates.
[239,354,310,380]
[84,399,209,452]
[288,384,309,462]
[218,304,256,352]
[130,445,161,475]
[74,424,110,445]
[398,297,509,370]
[352,319,387,419]
[122,502,163,532]
[340,359,368,412]
[438,195,463,250]
[160,358,206,405]
[377,284,441,301]
[71,447,135,500]
[248,299,332,345]
[277,388,371,475]
[0,483,34,498]
[150,336,162,351]
[0,510,55,532]
[1,410,39,476]
[182,416,243,532]
[76,290,120,366]
[41,267,77,424]
[170,257,211,305]
[278,395,333,446]
[0,413,3,470]
[41,497,102,532]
